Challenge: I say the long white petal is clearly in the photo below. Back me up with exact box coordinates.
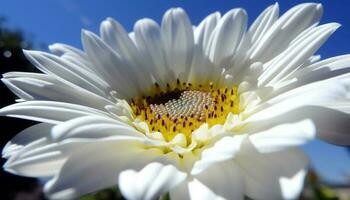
[250,3,323,62]
[206,8,247,68]
[82,30,142,98]
[100,18,153,93]
[51,115,141,141]
[134,18,174,87]
[0,101,108,124]
[23,50,109,97]
[274,55,350,96]
[2,123,52,158]
[4,150,67,177]
[49,43,95,73]
[248,3,279,47]
[249,75,350,118]
[259,23,340,86]
[2,74,113,110]
[161,8,194,82]
[194,12,220,51]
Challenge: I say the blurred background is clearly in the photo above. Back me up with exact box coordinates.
[0,0,349,199]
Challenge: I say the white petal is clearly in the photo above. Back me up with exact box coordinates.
[51,115,142,141]
[206,8,247,68]
[100,18,153,93]
[259,23,340,86]
[194,12,220,51]
[0,101,108,124]
[188,44,220,85]
[228,4,278,73]
[2,74,113,110]
[237,144,308,200]
[249,76,350,119]
[191,161,244,200]
[191,135,246,175]
[23,50,109,97]
[82,30,141,98]
[248,3,279,46]
[119,162,187,200]
[48,43,94,73]
[4,150,66,177]
[248,119,315,153]
[134,18,174,87]
[2,123,52,158]
[274,55,350,95]
[45,140,163,199]
[250,3,323,62]
[5,135,150,178]
[100,18,139,57]
[161,8,194,82]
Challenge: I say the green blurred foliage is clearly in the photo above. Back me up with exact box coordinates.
[80,188,125,200]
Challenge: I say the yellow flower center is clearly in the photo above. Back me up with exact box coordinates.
[130,80,239,141]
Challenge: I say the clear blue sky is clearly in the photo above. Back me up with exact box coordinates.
[0,0,349,183]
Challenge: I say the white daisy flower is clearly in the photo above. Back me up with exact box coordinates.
[2,2,350,200]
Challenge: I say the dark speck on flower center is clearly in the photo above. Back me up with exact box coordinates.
[130,80,239,141]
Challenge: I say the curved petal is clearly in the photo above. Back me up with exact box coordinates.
[161,8,194,82]
[248,3,279,47]
[237,143,308,200]
[2,123,52,158]
[2,73,113,110]
[194,12,220,51]
[273,55,350,97]
[82,30,142,98]
[229,2,279,74]
[249,106,350,146]
[249,75,350,119]
[4,150,67,177]
[170,161,244,200]
[259,23,340,86]
[23,50,109,97]
[206,8,247,68]
[250,3,323,62]
[134,18,174,87]
[191,135,247,175]
[44,140,163,199]
[119,162,187,200]
[48,43,95,74]
[248,119,316,153]
[0,101,108,124]
[100,18,153,93]
[51,115,142,141]
[192,161,244,200]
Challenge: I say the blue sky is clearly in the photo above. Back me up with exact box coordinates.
[0,0,349,183]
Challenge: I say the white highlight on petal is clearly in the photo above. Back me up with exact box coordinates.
[249,119,316,153]
[206,8,247,68]
[191,135,247,175]
[0,101,108,124]
[2,123,52,158]
[119,162,187,200]
[161,8,194,82]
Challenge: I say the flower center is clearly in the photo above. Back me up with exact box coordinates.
[130,81,239,141]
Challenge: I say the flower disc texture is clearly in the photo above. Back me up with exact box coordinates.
[2,3,350,200]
